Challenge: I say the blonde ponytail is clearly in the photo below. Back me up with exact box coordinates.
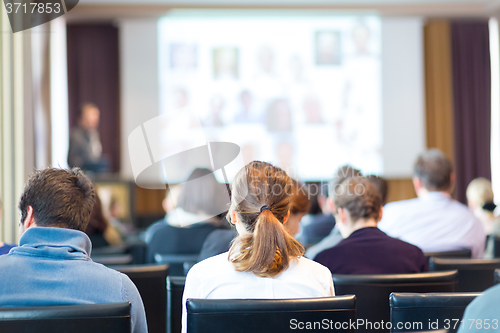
[228,161,305,278]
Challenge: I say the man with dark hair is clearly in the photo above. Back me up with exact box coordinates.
[68,103,108,172]
[314,177,428,274]
[0,168,147,333]
[379,149,485,258]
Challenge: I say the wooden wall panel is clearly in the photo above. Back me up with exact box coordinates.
[386,178,416,203]
[424,19,455,163]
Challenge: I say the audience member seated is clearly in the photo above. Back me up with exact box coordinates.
[85,195,122,248]
[0,168,146,333]
[467,178,500,259]
[0,198,16,255]
[296,188,335,246]
[305,165,361,260]
[458,284,500,333]
[198,178,312,261]
[315,177,428,274]
[379,149,486,258]
[182,161,334,333]
[145,168,229,263]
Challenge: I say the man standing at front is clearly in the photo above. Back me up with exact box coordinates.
[0,168,147,333]
[379,149,486,258]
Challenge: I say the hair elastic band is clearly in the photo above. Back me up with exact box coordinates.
[260,205,271,213]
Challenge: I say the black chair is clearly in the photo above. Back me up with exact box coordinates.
[92,254,134,266]
[0,302,131,333]
[113,264,169,333]
[493,237,500,258]
[147,223,220,275]
[390,292,481,333]
[186,296,356,333]
[91,245,128,256]
[429,257,500,291]
[495,269,500,285]
[155,254,199,276]
[167,276,186,333]
[423,249,472,260]
[332,271,457,333]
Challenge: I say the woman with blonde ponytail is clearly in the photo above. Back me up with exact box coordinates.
[182,161,334,333]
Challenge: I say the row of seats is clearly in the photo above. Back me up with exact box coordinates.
[0,292,462,333]
[90,249,500,333]
[5,266,500,333]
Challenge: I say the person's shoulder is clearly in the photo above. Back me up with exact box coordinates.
[296,256,332,275]
[190,252,232,275]
[448,199,478,215]
[463,284,500,317]
[384,197,421,211]
[389,234,425,254]
[69,126,86,138]
[313,242,343,264]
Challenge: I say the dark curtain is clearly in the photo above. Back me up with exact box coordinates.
[451,20,491,204]
[67,24,120,172]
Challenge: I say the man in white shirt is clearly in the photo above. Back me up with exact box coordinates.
[378,149,486,258]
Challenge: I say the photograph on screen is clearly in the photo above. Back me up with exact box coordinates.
[159,14,382,183]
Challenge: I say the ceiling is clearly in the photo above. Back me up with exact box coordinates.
[67,0,500,22]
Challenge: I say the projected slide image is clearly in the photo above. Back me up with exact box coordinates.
[159,15,382,182]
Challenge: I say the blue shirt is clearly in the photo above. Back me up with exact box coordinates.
[458,284,500,332]
[314,227,429,274]
[0,227,147,333]
[378,192,486,258]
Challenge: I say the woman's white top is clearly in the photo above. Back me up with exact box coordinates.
[181,252,335,333]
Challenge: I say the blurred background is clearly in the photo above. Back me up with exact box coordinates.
[0,0,499,243]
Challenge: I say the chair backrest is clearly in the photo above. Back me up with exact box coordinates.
[390,292,480,333]
[167,276,186,333]
[155,254,199,276]
[429,257,500,291]
[92,254,134,266]
[332,271,457,333]
[186,296,356,333]
[146,223,219,274]
[423,249,472,260]
[113,264,169,333]
[495,269,500,285]
[0,302,131,333]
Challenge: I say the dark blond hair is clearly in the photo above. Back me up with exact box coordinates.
[334,177,381,222]
[228,161,304,277]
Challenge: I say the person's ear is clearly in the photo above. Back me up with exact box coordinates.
[377,206,383,222]
[230,210,239,225]
[22,206,36,230]
[283,210,291,224]
[413,177,422,192]
[326,197,336,214]
[337,207,347,224]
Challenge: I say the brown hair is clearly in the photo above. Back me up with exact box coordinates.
[366,175,389,205]
[333,177,382,222]
[290,179,311,215]
[228,161,304,277]
[19,168,95,231]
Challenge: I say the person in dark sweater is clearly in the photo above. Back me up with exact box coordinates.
[314,177,428,274]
